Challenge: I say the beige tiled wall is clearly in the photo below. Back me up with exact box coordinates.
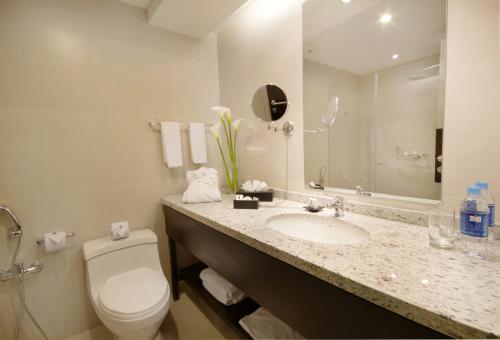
[369,56,441,200]
[0,0,221,338]
[442,0,500,205]
[217,0,305,191]
[303,59,363,189]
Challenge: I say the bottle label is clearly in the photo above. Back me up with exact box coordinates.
[488,204,495,227]
[460,211,488,237]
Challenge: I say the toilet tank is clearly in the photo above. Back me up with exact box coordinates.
[83,229,164,296]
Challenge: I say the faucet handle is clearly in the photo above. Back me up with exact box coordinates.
[336,196,345,209]
[326,196,345,217]
[327,196,344,207]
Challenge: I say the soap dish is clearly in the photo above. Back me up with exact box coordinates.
[303,206,325,213]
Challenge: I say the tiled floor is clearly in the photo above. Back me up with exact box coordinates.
[66,290,238,340]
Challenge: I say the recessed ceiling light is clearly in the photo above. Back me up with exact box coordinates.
[392,54,399,60]
[379,14,392,24]
[341,0,352,4]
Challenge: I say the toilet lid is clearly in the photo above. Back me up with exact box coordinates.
[99,267,169,318]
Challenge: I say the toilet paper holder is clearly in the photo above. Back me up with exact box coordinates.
[35,232,76,246]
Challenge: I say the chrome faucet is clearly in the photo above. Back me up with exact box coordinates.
[327,196,344,217]
[319,166,327,188]
[0,203,23,237]
[309,166,328,190]
[355,186,372,197]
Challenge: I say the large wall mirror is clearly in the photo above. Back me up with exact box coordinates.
[303,0,447,200]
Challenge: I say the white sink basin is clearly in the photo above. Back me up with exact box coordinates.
[266,214,369,245]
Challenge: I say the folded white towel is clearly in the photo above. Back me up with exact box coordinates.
[242,180,268,192]
[239,307,304,340]
[182,167,222,204]
[160,122,183,168]
[188,123,207,164]
[44,231,66,252]
[199,267,246,306]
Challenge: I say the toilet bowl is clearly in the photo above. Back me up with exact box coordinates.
[83,229,170,340]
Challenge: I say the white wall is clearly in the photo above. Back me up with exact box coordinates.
[0,0,221,338]
[217,0,304,191]
[442,0,500,205]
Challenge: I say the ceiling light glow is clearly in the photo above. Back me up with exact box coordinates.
[392,54,399,60]
[379,14,392,24]
[341,0,352,3]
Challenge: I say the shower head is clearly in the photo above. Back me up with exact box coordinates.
[0,204,23,237]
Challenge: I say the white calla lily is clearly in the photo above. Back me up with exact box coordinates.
[232,119,243,131]
[210,123,221,139]
[209,105,239,193]
[211,106,230,118]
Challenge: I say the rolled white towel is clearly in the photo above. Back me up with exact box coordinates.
[199,267,246,306]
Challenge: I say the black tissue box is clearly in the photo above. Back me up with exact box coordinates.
[233,199,260,209]
[236,189,274,202]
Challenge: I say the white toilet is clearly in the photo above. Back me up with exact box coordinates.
[83,229,170,340]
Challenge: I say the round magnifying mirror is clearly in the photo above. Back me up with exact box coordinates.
[251,84,288,122]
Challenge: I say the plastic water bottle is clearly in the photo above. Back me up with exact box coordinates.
[460,186,489,258]
[476,182,500,261]
[476,181,495,235]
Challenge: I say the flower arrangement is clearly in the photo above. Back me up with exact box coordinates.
[210,106,243,193]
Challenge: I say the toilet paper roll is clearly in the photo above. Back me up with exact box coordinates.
[44,231,67,252]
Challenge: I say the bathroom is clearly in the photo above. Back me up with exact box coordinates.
[0,0,499,339]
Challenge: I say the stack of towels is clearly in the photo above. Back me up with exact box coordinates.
[199,267,246,306]
[182,167,222,204]
[239,308,304,340]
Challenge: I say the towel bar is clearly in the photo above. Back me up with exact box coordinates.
[148,122,213,132]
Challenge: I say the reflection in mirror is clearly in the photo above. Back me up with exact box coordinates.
[303,0,446,200]
[252,84,289,122]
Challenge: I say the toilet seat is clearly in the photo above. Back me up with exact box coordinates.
[98,267,169,321]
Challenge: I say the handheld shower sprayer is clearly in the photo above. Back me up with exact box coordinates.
[0,203,23,237]
[0,203,48,340]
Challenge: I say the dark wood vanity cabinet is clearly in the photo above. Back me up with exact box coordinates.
[163,205,446,339]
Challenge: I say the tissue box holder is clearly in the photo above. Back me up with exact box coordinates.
[233,199,260,209]
[236,189,273,202]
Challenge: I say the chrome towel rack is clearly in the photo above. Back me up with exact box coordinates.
[395,145,429,160]
[148,122,213,132]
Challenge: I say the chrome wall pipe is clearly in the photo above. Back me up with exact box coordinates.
[0,203,23,237]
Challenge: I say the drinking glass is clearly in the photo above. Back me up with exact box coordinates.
[428,207,455,249]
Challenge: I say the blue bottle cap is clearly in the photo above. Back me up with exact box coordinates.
[476,181,489,189]
[468,186,481,195]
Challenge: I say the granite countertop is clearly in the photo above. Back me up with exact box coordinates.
[161,195,500,338]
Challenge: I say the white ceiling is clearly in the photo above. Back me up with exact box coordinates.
[303,0,446,75]
[148,0,248,39]
[117,0,248,39]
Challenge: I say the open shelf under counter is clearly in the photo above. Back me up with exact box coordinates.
[178,262,260,339]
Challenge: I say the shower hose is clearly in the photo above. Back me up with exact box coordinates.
[10,234,48,340]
